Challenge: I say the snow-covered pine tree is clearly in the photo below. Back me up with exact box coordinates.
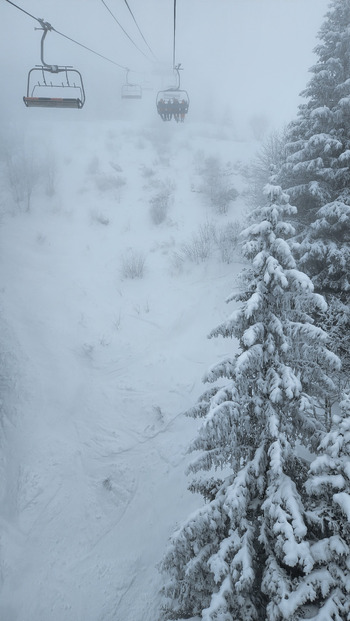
[278,0,350,225]
[276,0,350,390]
[160,185,340,621]
[304,392,350,619]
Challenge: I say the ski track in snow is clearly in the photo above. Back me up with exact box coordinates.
[0,118,252,621]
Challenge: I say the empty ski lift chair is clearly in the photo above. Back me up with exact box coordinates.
[23,20,86,109]
[121,70,142,100]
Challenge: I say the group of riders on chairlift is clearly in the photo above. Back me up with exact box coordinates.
[156,96,189,122]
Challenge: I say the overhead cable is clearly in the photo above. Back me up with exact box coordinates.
[122,0,157,61]
[3,0,37,22]
[173,0,176,69]
[100,0,151,61]
[3,0,129,70]
[53,26,128,69]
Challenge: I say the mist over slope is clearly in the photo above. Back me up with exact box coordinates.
[0,117,255,621]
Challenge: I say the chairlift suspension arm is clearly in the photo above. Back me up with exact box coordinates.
[174,63,182,90]
[36,22,59,72]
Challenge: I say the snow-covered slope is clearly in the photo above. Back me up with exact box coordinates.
[0,118,253,621]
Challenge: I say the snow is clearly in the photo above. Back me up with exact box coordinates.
[0,117,254,621]
[333,492,350,521]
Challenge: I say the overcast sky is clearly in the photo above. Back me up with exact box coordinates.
[0,0,330,129]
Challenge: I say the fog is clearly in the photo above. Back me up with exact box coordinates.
[0,3,338,619]
[1,0,330,131]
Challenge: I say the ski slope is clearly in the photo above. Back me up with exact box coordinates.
[0,117,254,621]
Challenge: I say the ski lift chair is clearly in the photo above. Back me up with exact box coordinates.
[156,65,189,121]
[121,83,142,99]
[121,69,142,99]
[156,89,189,121]
[23,20,86,109]
[23,66,85,109]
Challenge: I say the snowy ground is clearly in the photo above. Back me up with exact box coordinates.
[0,116,254,621]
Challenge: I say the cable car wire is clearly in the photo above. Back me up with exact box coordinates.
[122,0,157,61]
[3,0,129,70]
[3,0,37,22]
[173,0,177,69]
[53,26,128,69]
[156,0,189,123]
[100,0,151,61]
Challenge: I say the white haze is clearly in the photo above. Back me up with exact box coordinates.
[0,1,331,620]
[1,0,329,129]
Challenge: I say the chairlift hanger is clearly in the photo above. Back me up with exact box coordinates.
[23,20,86,109]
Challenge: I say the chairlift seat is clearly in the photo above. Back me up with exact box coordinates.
[23,96,83,109]
[121,84,142,99]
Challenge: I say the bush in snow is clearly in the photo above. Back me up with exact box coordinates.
[41,149,57,198]
[149,182,174,225]
[149,191,170,225]
[95,173,126,194]
[159,185,340,621]
[216,220,242,264]
[180,222,217,264]
[149,179,175,225]
[249,113,270,141]
[197,155,238,215]
[5,151,40,212]
[172,221,241,271]
[242,127,289,209]
[120,250,146,280]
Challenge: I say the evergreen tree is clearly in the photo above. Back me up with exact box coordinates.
[277,0,350,389]
[160,186,339,621]
[304,393,350,619]
[278,0,350,225]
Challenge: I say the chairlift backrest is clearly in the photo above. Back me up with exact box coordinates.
[23,66,86,109]
[156,89,189,105]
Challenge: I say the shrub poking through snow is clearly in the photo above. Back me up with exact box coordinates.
[149,191,170,225]
[120,250,146,280]
[172,221,241,270]
[180,222,217,264]
[5,151,40,212]
[197,155,238,215]
[95,174,126,193]
[216,220,242,264]
[149,179,175,225]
